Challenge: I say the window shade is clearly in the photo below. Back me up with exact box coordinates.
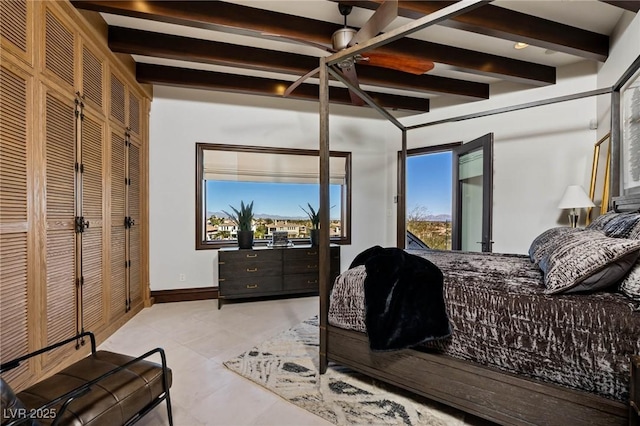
[203,150,347,185]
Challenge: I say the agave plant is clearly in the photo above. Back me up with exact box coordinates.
[223,200,254,232]
[300,203,320,229]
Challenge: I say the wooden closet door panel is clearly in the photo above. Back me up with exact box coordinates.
[110,130,126,318]
[0,0,33,66]
[110,73,125,127]
[129,142,141,305]
[128,92,140,139]
[81,115,104,332]
[81,45,103,113]
[44,88,76,350]
[43,7,74,89]
[1,66,28,225]
[0,65,30,386]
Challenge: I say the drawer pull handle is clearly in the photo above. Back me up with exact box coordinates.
[246,284,258,289]
[246,254,258,258]
[307,264,318,269]
[246,268,258,272]
[307,251,318,255]
[307,280,318,284]
[219,278,226,282]
[219,261,226,265]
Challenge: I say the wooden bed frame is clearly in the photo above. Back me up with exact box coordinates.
[313,5,640,424]
[319,194,640,425]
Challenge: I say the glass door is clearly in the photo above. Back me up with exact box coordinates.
[452,134,493,252]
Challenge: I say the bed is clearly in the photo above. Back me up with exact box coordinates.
[320,195,640,425]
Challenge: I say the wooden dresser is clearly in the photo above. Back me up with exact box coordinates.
[217,245,340,308]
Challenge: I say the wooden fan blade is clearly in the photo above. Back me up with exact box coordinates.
[360,52,434,75]
[348,0,398,47]
[261,32,335,53]
[340,65,365,106]
[283,67,320,97]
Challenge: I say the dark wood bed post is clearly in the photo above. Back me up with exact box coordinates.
[319,57,330,374]
[397,130,407,249]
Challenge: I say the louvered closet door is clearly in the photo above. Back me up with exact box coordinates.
[81,115,104,332]
[111,130,126,320]
[129,141,141,306]
[0,65,31,387]
[43,6,74,90]
[82,44,103,113]
[0,0,33,65]
[80,41,105,333]
[128,92,141,139]
[44,87,76,355]
[110,73,125,127]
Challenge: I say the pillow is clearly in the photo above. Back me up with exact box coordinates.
[528,227,583,265]
[619,260,640,301]
[539,229,640,294]
[601,212,640,238]
[628,218,640,240]
[586,211,619,231]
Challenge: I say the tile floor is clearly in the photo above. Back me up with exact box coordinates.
[101,296,490,426]
[99,296,333,426]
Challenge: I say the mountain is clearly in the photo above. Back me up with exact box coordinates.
[207,211,309,221]
[425,214,452,222]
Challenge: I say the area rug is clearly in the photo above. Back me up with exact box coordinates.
[223,316,468,425]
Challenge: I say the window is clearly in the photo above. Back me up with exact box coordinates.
[403,143,460,250]
[196,143,351,249]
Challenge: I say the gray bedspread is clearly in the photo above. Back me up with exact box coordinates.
[328,249,640,402]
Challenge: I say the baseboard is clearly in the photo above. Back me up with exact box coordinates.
[150,287,219,303]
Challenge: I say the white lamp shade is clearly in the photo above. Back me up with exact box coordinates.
[558,185,596,209]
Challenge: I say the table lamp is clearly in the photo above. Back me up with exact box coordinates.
[558,185,595,227]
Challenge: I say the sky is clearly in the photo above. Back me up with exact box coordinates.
[206,151,452,219]
[207,181,342,219]
[406,151,453,216]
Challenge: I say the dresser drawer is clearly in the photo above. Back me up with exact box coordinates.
[219,249,282,278]
[219,249,281,263]
[284,260,319,275]
[283,273,319,291]
[219,276,282,296]
[284,248,320,260]
[219,259,282,278]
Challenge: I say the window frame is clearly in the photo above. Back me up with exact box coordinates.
[196,143,352,249]
[398,142,461,248]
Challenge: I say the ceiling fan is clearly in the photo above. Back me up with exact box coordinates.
[277,1,435,106]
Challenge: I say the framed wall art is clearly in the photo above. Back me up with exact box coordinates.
[622,65,640,194]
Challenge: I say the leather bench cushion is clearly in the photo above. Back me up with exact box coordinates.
[16,351,172,426]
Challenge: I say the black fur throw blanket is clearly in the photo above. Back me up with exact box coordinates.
[350,246,452,351]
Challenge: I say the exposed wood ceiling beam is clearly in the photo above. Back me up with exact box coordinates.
[109,26,489,99]
[72,0,555,86]
[337,1,609,62]
[600,1,640,13]
[136,63,431,112]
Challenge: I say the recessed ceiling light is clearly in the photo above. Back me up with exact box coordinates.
[514,42,529,50]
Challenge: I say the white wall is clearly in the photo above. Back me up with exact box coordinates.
[149,87,397,291]
[149,12,640,290]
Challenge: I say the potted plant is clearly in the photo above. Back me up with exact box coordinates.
[223,201,255,249]
[300,203,321,246]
